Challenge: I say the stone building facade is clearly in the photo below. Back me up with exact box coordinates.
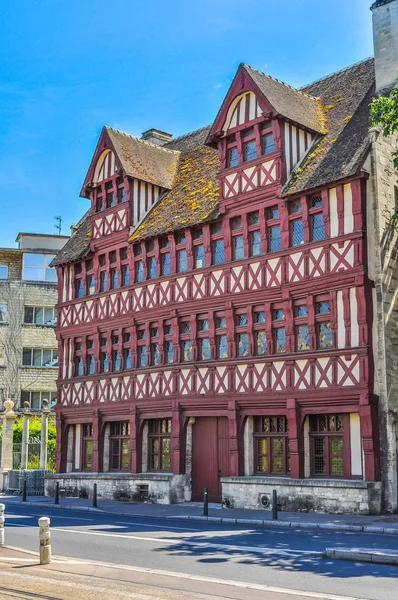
[0,233,69,412]
[48,1,398,514]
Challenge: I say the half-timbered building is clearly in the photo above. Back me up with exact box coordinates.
[48,1,398,513]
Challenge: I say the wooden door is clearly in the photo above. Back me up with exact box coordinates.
[191,417,229,502]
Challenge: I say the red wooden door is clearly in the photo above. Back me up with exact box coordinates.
[191,417,229,502]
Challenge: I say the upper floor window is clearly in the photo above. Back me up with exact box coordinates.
[267,207,281,252]
[22,348,58,368]
[310,195,326,242]
[22,254,56,282]
[24,306,56,326]
[0,345,4,366]
[0,265,8,280]
[261,121,275,155]
[243,128,257,162]
[0,304,7,324]
[316,299,332,349]
[21,390,57,410]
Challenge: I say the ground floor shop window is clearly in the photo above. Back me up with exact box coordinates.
[110,421,130,471]
[82,424,93,471]
[148,419,171,471]
[309,414,347,477]
[254,416,289,475]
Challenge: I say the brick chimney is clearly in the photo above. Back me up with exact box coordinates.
[141,128,173,146]
[371,0,398,92]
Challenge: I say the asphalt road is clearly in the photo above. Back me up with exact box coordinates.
[2,504,397,600]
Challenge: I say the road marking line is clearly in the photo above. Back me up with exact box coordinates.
[51,526,322,557]
[115,521,199,532]
[7,515,94,522]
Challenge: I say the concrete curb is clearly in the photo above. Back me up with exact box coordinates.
[3,499,398,536]
[326,547,398,565]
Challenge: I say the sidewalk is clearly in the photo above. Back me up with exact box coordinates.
[2,493,398,535]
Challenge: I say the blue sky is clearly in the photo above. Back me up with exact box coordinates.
[0,0,374,247]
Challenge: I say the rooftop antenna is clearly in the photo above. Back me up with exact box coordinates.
[54,216,62,236]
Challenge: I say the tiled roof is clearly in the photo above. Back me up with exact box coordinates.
[129,143,219,242]
[285,57,375,195]
[106,127,180,189]
[243,65,325,134]
[51,211,91,266]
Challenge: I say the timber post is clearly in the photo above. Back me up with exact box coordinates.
[38,517,51,565]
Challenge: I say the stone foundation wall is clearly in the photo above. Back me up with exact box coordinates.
[221,477,382,515]
[45,472,190,504]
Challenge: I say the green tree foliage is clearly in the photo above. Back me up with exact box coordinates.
[11,415,56,443]
[371,86,398,171]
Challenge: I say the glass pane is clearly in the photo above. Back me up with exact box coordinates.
[24,254,43,267]
[162,438,171,470]
[238,334,249,357]
[317,302,330,314]
[289,201,302,215]
[296,306,308,318]
[31,392,41,410]
[297,325,310,351]
[312,213,325,241]
[263,133,276,155]
[24,306,34,323]
[121,440,130,470]
[291,220,304,246]
[23,267,43,281]
[319,322,332,348]
[88,356,95,374]
[152,344,160,365]
[0,266,8,279]
[150,439,159,470]
[161,253,171,276]
[213,240,225,265]
[148,257,157,279]
[233,236,244,260]
[255,311,266,324]
[122,266,130,286]
[268,226,281,252]
[228,147,239,168]
[250,231,261,256]
[177,250,188,273]
[124,350,132,370]
[183,341,192,361]
[0,304,7,323]
[136,261,144,282]
[195,245,205,269]
[44,307,55,325]
[217,335,228,359]
[45,267,57,282]
[256,331,267,355]
[33,349,42,366]
[139,347,148,367]
[22,349,32,366]
[111,439,120,470]
[84,441,93,470]
[244,140,257,161]
[201,338,211,360]
[166,342,174,363]
[276,328,286,353]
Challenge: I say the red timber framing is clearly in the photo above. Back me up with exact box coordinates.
[55,78,380,493]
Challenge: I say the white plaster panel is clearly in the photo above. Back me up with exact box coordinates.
[344,183,354,234]
[337,290,346,349]
[329,188,338,238]
[350,413,363,477]
[350,288,359,347]
[74,424,81,469]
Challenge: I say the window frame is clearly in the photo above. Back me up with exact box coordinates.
[148,419,172,472]
[254,416,289,476]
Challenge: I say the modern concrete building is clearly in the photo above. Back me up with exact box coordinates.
[0,233,69,412]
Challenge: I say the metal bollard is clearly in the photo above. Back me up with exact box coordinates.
[92,483,97,508]
[38,517,51,565]
[22,478,27,502]
[272,489,278,520]
[54,481,60,505]
[0,504,5,546]
[203,487,209,517]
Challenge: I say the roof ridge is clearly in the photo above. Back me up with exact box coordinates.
[243,63,320,101]
[165,125,211,143]
[300,56,374,89]
[105,126,180,155]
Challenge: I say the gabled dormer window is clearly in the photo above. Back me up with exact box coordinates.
[224,121,276,170]
[243,128,257,162]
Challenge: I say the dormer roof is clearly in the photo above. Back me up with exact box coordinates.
[81,126,180,194]
[207,63,325,143]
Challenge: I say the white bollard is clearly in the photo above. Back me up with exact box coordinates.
[38,517,51,564]
[0,504,5,546]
